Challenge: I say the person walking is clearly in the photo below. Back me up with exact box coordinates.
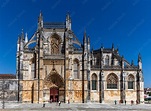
[68,99,70,104]
[114,100,117,105]
[58,100,61,106]
[131,100,133,106]
[125,100,126,105]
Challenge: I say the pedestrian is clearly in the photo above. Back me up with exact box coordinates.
[42,102,45,108]
[42,98,45,108]
[58,100,61,106]
[125,100,126,105]
[136,100,138,105]
[68,99,70,104]
[114,100,117,105]
[131,100,133,106]
[119,100,121,105]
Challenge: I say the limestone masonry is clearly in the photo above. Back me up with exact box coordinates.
[16,12,144,103]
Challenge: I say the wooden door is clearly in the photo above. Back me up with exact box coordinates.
[50,87,59,102]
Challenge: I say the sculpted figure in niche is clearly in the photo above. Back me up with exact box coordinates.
[51,34,61,54]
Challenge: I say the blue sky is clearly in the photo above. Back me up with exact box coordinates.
[0,0,151,87]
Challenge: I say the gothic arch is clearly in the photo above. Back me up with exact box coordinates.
[73,58,80,79]
[91,73,97,90]
[44,68,64,89]
[50,33,62,54]
[128,74,135,89]
[107,73,118,89]
[128,74,135,81]
[105,55,109,66]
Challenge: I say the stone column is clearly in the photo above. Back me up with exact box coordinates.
[101,71,104,103]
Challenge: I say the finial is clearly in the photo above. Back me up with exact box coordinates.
[39,10,42,16]
[138,53,142,62]
[21,29,24,34]
[17,36,20,44]
[83,30,87,43]
[38,10,43,21]
[66,11,70,20]
[25,32,28,43]
[21,29,24,40]
[87,36,90,44]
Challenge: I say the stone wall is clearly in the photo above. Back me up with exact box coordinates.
[0,79,18,101]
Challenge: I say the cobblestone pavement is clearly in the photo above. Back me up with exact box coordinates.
[0,102,151,111]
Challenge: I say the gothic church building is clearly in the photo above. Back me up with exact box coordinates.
[16,13,144,103]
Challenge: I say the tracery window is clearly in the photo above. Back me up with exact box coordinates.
[73,59,80,79]
[51,34,61,54]
[105,55,109,66]
[92,74,97,90]
[128,74,134,89]
[107,73,118,89]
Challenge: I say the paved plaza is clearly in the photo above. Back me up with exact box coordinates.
[0,102,151,111]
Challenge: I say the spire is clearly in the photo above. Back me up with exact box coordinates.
[38,11,43,29]
[38,11,43,22]
[83,30,87,54]
[138,53,142,62]
[66,12,71,30]
[66,12,70,21]
[21,29,24,41]
[25,33,28,44]
[87,36,90,53]
[87,36,90,44]
[17,36,20,52]
[17,35,20,44]
[131,60,134,66]
[112,43,114,51]
[84,30,87,43]
[138,53,142,70]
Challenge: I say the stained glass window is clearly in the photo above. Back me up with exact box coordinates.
[107,73,118,89]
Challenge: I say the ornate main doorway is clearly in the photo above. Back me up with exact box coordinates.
[50,87,59,102]
[44,67,64,102]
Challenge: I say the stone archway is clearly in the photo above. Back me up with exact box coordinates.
[44,68,64,102]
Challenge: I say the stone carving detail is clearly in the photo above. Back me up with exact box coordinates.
[51,34,61,54]
[128,74,134,81]
[44,68,64,88]
[107,73,118,84]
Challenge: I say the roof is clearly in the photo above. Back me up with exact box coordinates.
[43,22,66,29]
[93,48,118,54]
[0,74,16,79]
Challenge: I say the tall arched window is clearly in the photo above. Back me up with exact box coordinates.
[107,73,118,89]
[73,59,80,79]
[105,55,109,66]
[92,74,97,90]
[128,74,134,89]
[51,33,61,54]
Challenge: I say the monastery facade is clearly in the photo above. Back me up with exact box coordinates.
[16,13,144,103]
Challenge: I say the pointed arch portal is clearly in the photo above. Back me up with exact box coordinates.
[44,68,64,102]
